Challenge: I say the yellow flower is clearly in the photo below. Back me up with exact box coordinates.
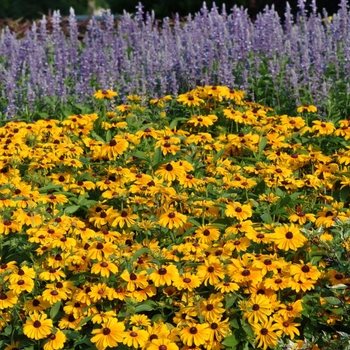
[311,120,335,136]
[177,91,204,107]
[43,329,67,350]
[225,202,252,221]
[149,264,179,287]
[179,323,210,346]
[297,104,317,113]
[173,272,201,291]
[251,318,279,350]
[148,338,179,350]
[158,210,187,230]
[91,261,119,278]
[123,326,149,348]
[271,224,307,251]
[91,318,125,350]
[94,89,118,99]
[23,312,53,340]
[241,294,273,324]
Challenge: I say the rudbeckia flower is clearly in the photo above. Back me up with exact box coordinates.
[149,264,179,287]
[91,318,125,350]
[225,202,252,221]
[94,89,118,99]
[43,330,67,350]
[123,326,149,348]
[23,312,53,340]
[251,318,279,350]
[158,210,187,229]
[155,161,186,182]
[296,104,317,113]
[177,91,204,107]
[179,323,210,346]
[271,224,307,251]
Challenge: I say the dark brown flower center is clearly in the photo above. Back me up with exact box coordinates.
[130,273,137,281]
[260,328,268,335]
[242,269,250,276]
[103,328,111,335]
[165,164,173,171]
[158,268,167,275]
[285,231,293,239]
[189,327,198,334]
[252,304,259,311]
[130,331,138,337]
[168,212,175,219]
[33,320,41,328]
[183,278,191,283]
[301,265,310,273]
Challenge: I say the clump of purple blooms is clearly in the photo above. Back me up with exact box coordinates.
[0,0,349,117]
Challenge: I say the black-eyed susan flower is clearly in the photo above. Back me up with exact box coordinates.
[271,224,307,251]
[214,281,240,293]
[289,261,321,281]
[148,338,179,350]
[158,210,187,230]
[311,120,335,136]
[120,270,148,292]
[173,273,201,291]
[43,329,67,350]
[200,296,225,322]
[123,326,149,348]
[155,161,186,182]
[91,318,125,350]
[177,91,204,107]
[289,278,316,292]
[91,261,119,278]
[0,291,18,309]
[274,316,300,339]
[88,283,111,302]
[276,300,303,319]
[94,89,118,99]
[23,312,53,340]
[225,202,252,221]
[100,138,128,159]
[197,256,225,286]
[297,104,317,113]
[251,318,279,350]
[111,208,138,228]
[179,323,210,346]
[149,264,179,287]
[241,294,273,324]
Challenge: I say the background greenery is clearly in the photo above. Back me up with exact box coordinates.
[0,0,342,20]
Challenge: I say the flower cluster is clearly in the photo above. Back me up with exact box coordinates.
[0,86,349,349]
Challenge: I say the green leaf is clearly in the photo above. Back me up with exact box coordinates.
[4,324,12,335]
[323,296,341,305]
[38,184,63,193]
[133,151,149,161]
[340,186,350,202]
[152,147,162,167]
[79,314,94,327]
[169,117,188,129]
[221,334,239,347]
[258,136,268,154]
[225,296,237,310]
[50,302,62,320]
[213,148,226,163]
[64,205,81,215]
[106,130,112,143]
[131,247,150,262]
[187,218,201,227]
[135,303,154,313]
[91,131,105,143]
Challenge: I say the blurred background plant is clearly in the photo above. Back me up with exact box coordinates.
[0,0,342,21]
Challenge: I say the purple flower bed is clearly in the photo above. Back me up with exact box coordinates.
[1,0,350,117]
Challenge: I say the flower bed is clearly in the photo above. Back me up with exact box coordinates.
[0,85,349,349]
